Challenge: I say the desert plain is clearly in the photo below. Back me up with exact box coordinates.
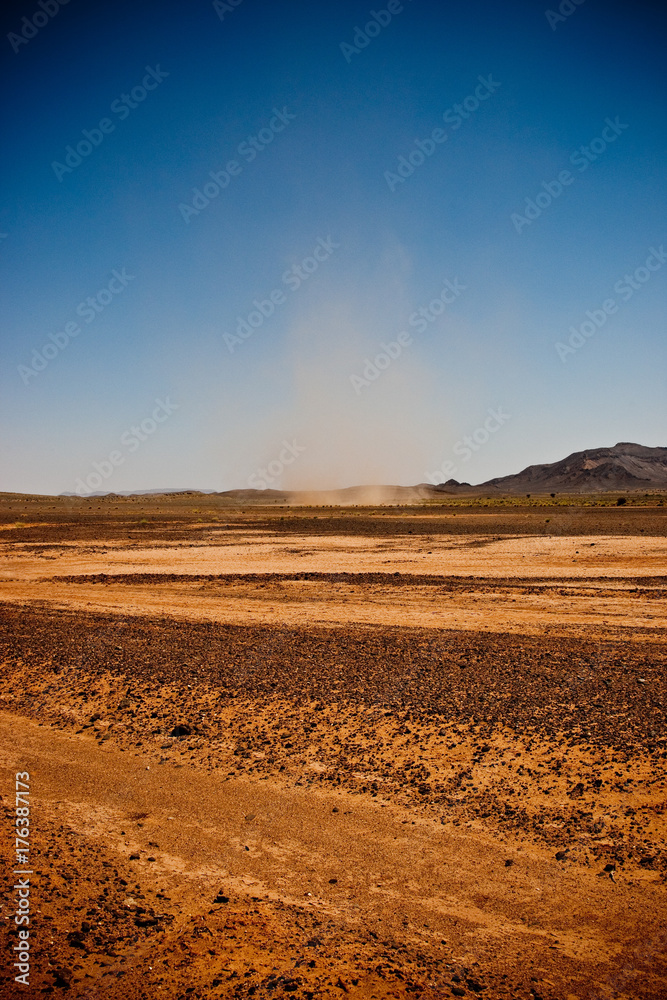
[0,491,666,999]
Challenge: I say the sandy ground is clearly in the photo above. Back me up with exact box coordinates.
[1,525,666,639]
[1,572,666,639]
[2,530,667,579]
[1,497,666,999]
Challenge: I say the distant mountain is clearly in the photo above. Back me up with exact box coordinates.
[60,488,217,497]
[218,485,441,504]
[213,446,667,499]
[471,442,667,494]
[55,443,667,502]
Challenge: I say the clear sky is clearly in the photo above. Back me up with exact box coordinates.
[1,0,665,495]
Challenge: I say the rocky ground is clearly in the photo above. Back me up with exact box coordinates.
[1,496,666,998]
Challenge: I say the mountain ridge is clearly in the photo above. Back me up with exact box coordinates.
[51,442,667,500]
[472,441,667,494]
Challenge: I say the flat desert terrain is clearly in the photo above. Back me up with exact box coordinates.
[1,493,666,999]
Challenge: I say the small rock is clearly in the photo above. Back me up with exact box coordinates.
[53,968,71,989]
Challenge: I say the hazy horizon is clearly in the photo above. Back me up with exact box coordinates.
[2,438,663,499]
[2,0,666,496]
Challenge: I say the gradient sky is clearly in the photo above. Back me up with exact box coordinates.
[1,0,665,495]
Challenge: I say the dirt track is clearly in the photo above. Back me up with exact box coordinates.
[1,497,666,998]
[2,711,666,1000]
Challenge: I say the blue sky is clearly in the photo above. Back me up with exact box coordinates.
[1,0,665,494]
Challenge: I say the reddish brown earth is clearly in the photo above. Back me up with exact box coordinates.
[0,495,666,999]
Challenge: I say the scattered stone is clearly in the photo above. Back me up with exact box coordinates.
[53,968,71,989]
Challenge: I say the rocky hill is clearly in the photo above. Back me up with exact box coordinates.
[471,442,667,494]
